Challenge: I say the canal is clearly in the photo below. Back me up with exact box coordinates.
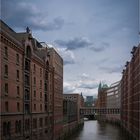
[68,120,129,140]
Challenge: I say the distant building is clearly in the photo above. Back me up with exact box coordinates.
[97,82,108,109]
[63,93,84,124]
[121,46,140,140]
[85,96,93,107]
[106,81,121,123]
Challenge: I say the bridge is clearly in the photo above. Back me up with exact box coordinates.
[80,107,120,120]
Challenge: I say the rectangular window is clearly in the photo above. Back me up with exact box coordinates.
[34,77,36,86]
[16,54,19,64]
[5,101,8,112]
[34,104,36,111]
[40,104,42,111]
[40,68,42,77]
[17,86,20,95]
[3,122,11,136]
[17,102,20,112]
[33,118,37,129]
[17,70,19,80]
[4,65,8,76]
[4,47,8,58]
[25,104,30,114]
[39,118,43,127]
[34,90,36,98]
[25,119,30,131]
[25,89,30,100]
[33,64,36,73]
[25,75,29,86]
[25,60,30,71]
[45,117,47,126]
[5,83,8,94]
[40,92,42,99]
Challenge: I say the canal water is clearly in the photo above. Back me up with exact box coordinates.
[68,120,129,140]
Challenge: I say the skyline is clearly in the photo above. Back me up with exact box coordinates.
[1,0,139,96]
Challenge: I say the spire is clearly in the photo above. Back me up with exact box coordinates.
[81,92,83,97]
[98,82,102,92]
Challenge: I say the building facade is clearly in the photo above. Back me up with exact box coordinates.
[106,81,121,123]
[63,93,84,124]
[121,45,140,140]
[48,48,63,140]
[0,20,63,140]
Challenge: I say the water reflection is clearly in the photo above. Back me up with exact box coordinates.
[68,120,129,140]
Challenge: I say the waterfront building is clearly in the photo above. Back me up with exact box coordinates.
[48,48,63,140]
[106,81,121,123]
[96,83,108,120]
[121,45,140,140]
[97,83,108,109]
[0,20,63,140]
[63,93,84,123]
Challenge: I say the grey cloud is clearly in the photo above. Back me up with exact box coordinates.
[55,38,110,52]
[55,37,93,50]
[57,48,75,65]
[89,42,110,52]
[77,83,98,89]
[1,0,64,31]
[99,66,123,73]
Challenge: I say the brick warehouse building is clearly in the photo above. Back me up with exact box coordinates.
[48,48,63,140]
[121,45,140,140]
[0,20,63,140]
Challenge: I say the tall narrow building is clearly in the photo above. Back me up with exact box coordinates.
[48,48,63,140]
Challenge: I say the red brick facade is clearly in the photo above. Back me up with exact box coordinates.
[121,45,140,140]
[0,20,63,140]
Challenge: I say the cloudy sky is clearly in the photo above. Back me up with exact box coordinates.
[1,0,139,97]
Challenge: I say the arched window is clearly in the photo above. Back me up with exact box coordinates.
[26,46,31,58]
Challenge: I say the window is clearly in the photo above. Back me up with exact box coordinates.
[34,104,36,111]
[25,89,30,100]
[40,92,42,99]
[3,122,11,136]
[25,104,30,114]
[5,83,8,94]
[45,104,47,112]
[40,68,42,77]
[5,101,8,112]
[25,75,29,86]
[17,70,19,80]
[26,46,31,58]
[40,104,42,111]
[39,118,43,127]
[33,118,37,129]
[45,117,47,126]
[25,119,30,131]
[33,64,36,73]
[45,94,47,102]
[17,86,20,96]
[4,65,8,76]
[15,120,21,133]
[34,90,36,98]
[16,54,19,64]
[17,102,20,112]
[25,60,30,71]
[4,47,8,58]
[34,77,36,86]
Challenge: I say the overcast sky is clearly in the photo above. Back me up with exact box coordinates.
[1,0,139,97]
